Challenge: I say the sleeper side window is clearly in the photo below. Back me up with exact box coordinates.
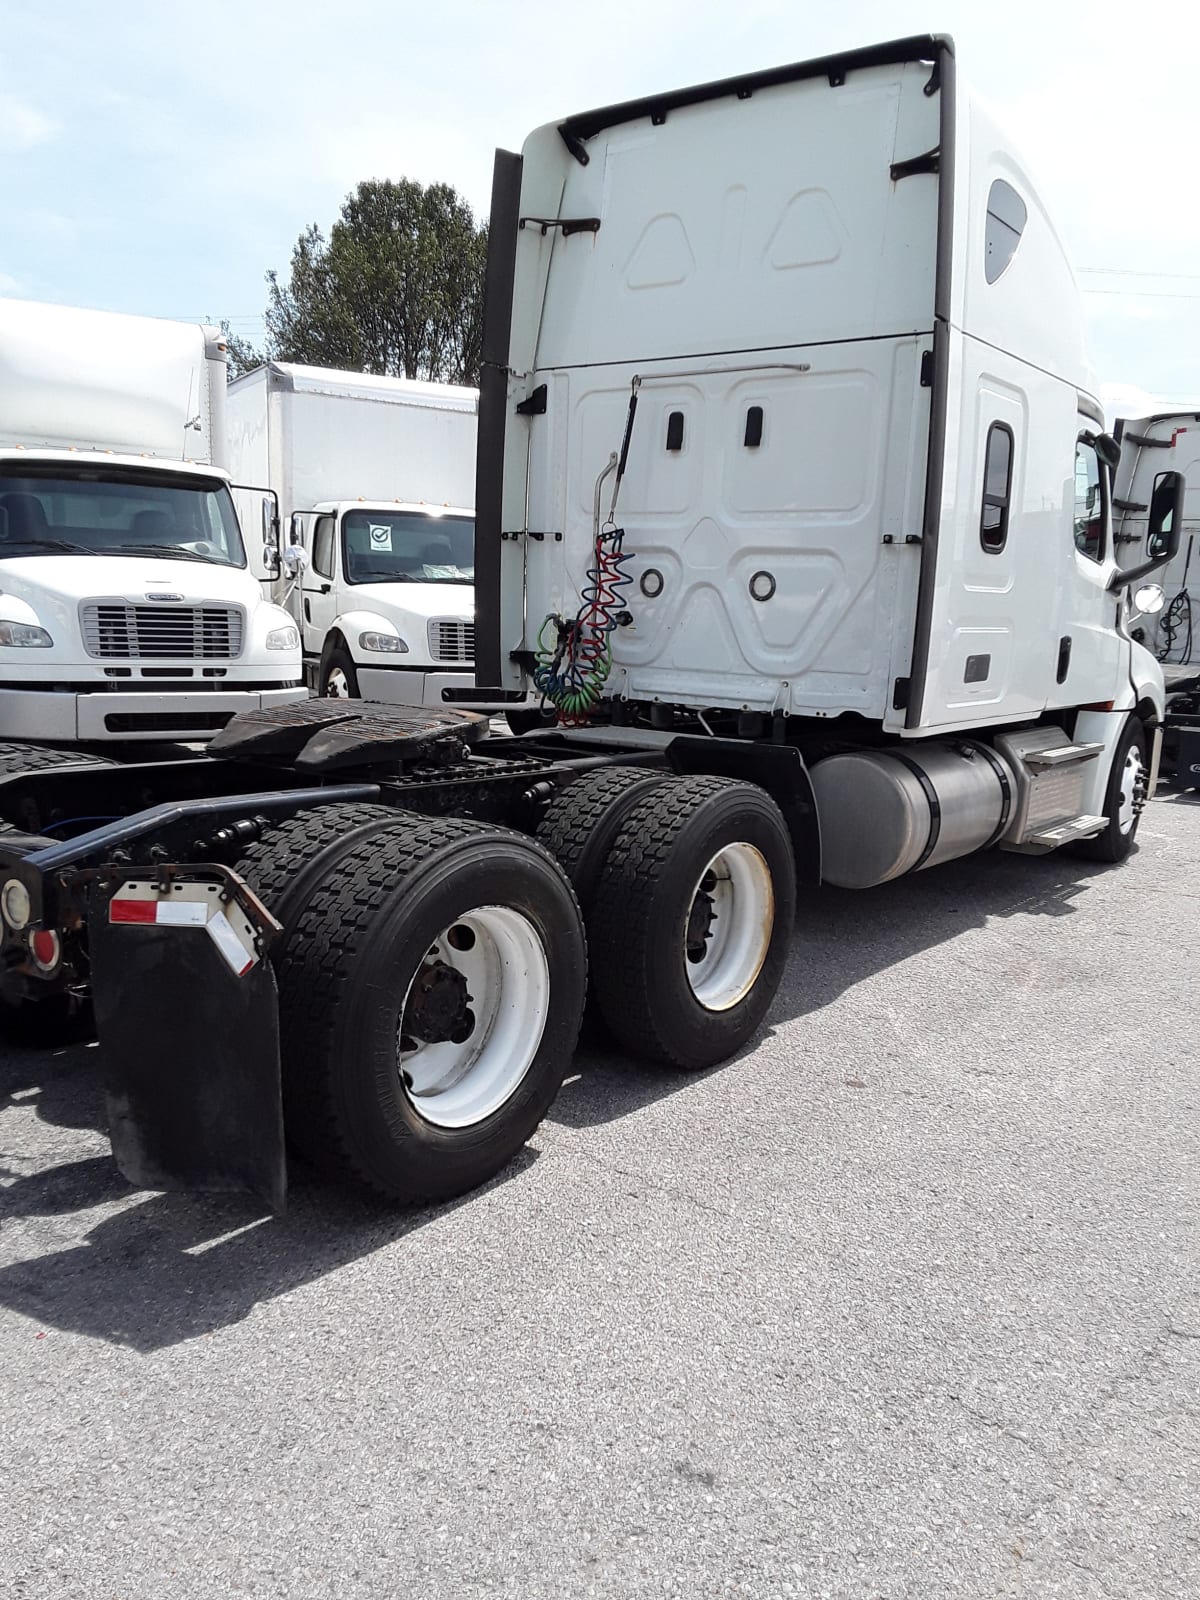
[984,180,1027,284]
[312,515,336,579]
[979,422,1014,553]
[1073,439,1105,563]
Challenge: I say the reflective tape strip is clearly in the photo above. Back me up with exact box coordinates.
[108,883,260,979]
[156,901,209,927]
[110,898,207,926]
[110,899,158,924]
[207,909,255,977]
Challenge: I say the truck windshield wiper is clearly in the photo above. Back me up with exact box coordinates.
[0,537,104,556]
[109,542,231,564]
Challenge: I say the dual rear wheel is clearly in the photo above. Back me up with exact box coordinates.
[235,773,796,1203]
[236,806,586,1204]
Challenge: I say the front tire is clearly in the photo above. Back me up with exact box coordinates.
[319,644,360,699]
[1072,718,1148,863]
[589,776,796,1070]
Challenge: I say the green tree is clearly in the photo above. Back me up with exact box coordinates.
[220,321,263,382]
[264,179,488,385]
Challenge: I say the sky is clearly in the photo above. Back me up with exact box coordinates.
[3,0,1199,413]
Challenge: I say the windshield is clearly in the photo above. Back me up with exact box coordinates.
[0,468,246,566]
[342,510,474,586]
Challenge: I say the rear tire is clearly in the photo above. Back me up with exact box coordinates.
[235,802,402,922]
[590,776,796,1070]
[1071,718,1147,863]
[536,767,671,915]
[0,741,115,776]
[251,813,587,1202]
[0,741,116,830]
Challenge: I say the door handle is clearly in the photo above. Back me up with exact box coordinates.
[303,597,311,623]
[319,583,331,594]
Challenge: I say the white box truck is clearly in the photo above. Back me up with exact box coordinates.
[225,363,478,706]
[0,37,1184,1213]
[0,299,306,754]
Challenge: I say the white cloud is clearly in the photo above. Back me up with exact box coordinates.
[0,272,21,294]
[0,92,57,152]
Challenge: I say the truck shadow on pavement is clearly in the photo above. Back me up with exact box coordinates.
[0,838,1130,1352]
[0,1043,540,1352]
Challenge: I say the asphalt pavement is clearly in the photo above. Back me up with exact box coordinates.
[2,791,1197,1599]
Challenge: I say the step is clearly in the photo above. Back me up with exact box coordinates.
[1023,742,1104,770]
[1028,814,1107,846]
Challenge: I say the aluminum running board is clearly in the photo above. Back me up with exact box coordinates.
[1028,814,1107,846]
[1023,742,1104,770]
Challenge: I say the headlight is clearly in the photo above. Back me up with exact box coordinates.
[358,631,409,653]
[265,625,300,650]
[0,620,53,648]
[2,878,32,931]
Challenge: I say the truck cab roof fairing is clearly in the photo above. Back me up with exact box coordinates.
[555,34,955,150]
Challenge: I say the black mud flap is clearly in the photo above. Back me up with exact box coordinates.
[86,868,287,1213]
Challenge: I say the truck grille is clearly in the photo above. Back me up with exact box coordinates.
[429,620,475,663]
[81,603,244,660]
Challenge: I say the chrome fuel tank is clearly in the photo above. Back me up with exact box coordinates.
[811,742,1015,888]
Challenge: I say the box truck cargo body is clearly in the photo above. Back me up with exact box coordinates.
[0,299,305,745]
[225,363,478,706]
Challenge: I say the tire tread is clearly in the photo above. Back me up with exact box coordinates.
[589,775,789,1069]
[267,813,575,1197]
[536,766,669,909]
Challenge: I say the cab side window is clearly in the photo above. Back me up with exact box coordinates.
[1073,440,1104,563]
[979,422,1014,553]
[312,515,336,579]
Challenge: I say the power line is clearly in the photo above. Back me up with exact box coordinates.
[1081,267,1200,281]
[1082,288,1200,301]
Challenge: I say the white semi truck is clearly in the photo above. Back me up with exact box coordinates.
[1113,408,1200,785]
[225,362,478,706]
[0,299,305,752]
[0,36,1182,1214]
[1113,409,1198,664]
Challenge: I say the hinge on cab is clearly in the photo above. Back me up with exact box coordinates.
[518,216,601,237]
[891,147,940,181]
[516,385,547,416]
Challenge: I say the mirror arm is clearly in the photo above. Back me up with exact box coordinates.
[1109,551,1175,592]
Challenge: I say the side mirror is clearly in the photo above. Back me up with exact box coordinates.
[1132,582,1166,617]
[1146,470,1182,560]
[282,543,308,577]
[1109,469,1184,591]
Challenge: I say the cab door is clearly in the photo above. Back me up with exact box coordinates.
[1047,426,1126,708]
[299,513,339,658]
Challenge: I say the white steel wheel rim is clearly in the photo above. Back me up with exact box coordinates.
[325,667,352,698]
[683,842,775,1012]
[1117,742,1144,836]
[397,905,551,1129]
